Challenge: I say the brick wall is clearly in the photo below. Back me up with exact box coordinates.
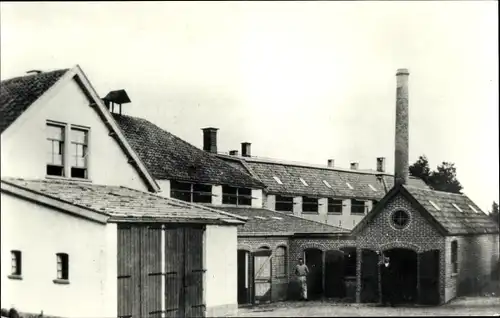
[444,234,500,301]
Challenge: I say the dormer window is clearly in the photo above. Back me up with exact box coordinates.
[328,198,343,214]
[452,203,463,213]
[222,186,252,206]
[170,181,212,203]
[302,197,318,213]
[351,199,365,214]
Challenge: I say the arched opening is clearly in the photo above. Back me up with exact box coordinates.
[383,248,418,304]
[237,249,251,305]
[304,248,323,300]
[324,250,346,298]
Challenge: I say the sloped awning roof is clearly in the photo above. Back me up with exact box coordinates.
[1,178,245,225]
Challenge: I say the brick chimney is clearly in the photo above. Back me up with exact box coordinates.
[202,128,218,154]
[241,142,251,157]
[229,150,239,156]
[395,68,410,186]
[350,162,359,170]
[327,159,335,168]
[376,157,386,173]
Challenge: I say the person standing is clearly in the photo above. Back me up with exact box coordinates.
[295,257,309,301]
[379,256,395,307]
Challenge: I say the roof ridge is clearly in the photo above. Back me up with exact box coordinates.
[1,68,70,84]
[404,184,465,197]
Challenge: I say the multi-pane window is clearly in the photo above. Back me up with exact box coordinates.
[70,128,88,179]
[11,250,22,276]
[274,246,287,277]
[46,124,65,176]
[451,241,458,274]
[328,198,343,214]
[275,195,293,212]
[351,199,365,214]
[56,253,69,280]
[341,247,357,277]
[170,181,212,203]
[302,197,319,213]
[222,186,252,206]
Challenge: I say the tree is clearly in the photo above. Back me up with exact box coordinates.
[409,155,463,194]
[490,201,499,225]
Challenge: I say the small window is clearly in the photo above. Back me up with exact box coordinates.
[302,197,318,213]
[70,128,89,179]
[451,241,458,274]
[368,184,377,191]
[392,210,410,229]
[350,199,365,214]
[273,176,283,185]
[346,182,354,190]
[429,200,441,211]
[11,250,22,276]
[341,247,357,277]
[452,203,463,213]
[170,181,193,202]
[323,180,332,188]
[275,246,287,277]
[46,124,65,176]
[56,253,69,280]
[299,178,308,187]
[193,183,212,203]
[468,204,478,213]
[275,195,293,212]
[222,186,252,206]
[328,198,343,214]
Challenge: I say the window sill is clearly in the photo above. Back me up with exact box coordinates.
[327,212,342,215]
[46,175,92,183]
[8,274,22,280]
[53,279,70,285]
[301,212,319,215]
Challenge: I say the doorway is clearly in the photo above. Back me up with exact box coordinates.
[383,248,418,304]
[324,250,346,298]
[237,250,251,305]
[304,248,323,299]
[253,248,272,304]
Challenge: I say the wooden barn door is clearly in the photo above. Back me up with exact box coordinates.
[253,249,273,304]
[360,249,380,303]
[165,226,206,318]
[324,250,346,298]
[117,225,162,318]
[419,249,440,305]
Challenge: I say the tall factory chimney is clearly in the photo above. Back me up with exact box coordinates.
[394,68,410,186]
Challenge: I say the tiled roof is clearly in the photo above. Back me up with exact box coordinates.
[1,178,245,225]
[112,114,264,189]
[405,186,499,235]
[219,156,429,199]
[214,206,349,235]
[0,70,68,133]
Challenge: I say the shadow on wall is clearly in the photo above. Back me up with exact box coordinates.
[287,279,303,300]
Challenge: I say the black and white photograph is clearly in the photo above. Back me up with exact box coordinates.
[1,1,499,317]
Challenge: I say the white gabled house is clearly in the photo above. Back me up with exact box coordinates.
[0,66,243,318]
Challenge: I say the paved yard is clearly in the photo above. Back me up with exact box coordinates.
[237,297,500,317]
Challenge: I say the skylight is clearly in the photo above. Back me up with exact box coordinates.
[368,184,377,192]
[273,176,283,185]
[299,177,309,187]
[452,203,463,212]
[429,200,441,211]
[468,204,478,213]
[271,216,283,220]
[346,182,354,190]
[323,180,332,188]
[255,216,267,220]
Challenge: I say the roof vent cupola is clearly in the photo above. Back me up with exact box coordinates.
[102,89,131,115]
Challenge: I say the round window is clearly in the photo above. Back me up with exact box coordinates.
[391,210,410,229]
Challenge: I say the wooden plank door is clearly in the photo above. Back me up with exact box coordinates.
[117,225,135,318]
[419,249,440,305]
[253,249,272,304]
[184,227,206,317]
[140,226,163,317]
[360,249,379,303]
[165,227,185,318]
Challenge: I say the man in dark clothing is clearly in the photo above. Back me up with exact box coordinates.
[380,256,396,307]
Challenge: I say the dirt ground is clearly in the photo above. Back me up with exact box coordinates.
[237,297,500,317]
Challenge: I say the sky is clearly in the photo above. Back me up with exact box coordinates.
[1,1,498,213]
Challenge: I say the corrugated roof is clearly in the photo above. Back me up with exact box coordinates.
[112,114,264,189]
[214,206,349,235]
[0,69,69,133]
[219,156,429,199]
[2,178,245,225]
[405,186,499,235]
